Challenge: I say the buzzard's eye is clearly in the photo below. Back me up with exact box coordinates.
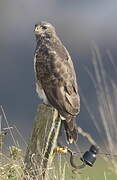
[41,25,47,30]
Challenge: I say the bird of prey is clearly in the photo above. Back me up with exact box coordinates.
[34,21,80,143]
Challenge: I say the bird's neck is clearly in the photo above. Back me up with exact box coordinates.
[36,36,55,48]
[36,32,56,44]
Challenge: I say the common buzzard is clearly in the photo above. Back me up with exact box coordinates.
[34,21,80,143]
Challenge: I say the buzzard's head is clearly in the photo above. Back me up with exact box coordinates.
[34,21,56,39]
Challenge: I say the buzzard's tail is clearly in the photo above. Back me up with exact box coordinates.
[63,117,78,144]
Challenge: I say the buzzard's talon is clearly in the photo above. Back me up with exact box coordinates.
[53,146,68,154]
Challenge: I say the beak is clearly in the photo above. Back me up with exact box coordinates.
[34,26,44,34]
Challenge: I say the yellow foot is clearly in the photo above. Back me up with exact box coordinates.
[53,146,68,154]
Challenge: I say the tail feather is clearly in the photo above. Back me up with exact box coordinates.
[63,116,78,144]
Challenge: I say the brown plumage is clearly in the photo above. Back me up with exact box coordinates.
[34,21,80,143]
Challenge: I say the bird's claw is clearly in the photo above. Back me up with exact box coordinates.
[53,146,69,154]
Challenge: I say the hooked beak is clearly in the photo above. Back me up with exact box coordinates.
[34,25,42,34]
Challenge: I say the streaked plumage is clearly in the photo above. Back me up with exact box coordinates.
[34,21,80,143]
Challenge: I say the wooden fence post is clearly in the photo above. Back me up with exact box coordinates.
[24,104,61,179]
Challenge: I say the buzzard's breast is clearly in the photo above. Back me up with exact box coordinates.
[34,54,48,104]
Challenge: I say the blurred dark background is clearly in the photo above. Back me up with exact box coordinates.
[0,0,117,147]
